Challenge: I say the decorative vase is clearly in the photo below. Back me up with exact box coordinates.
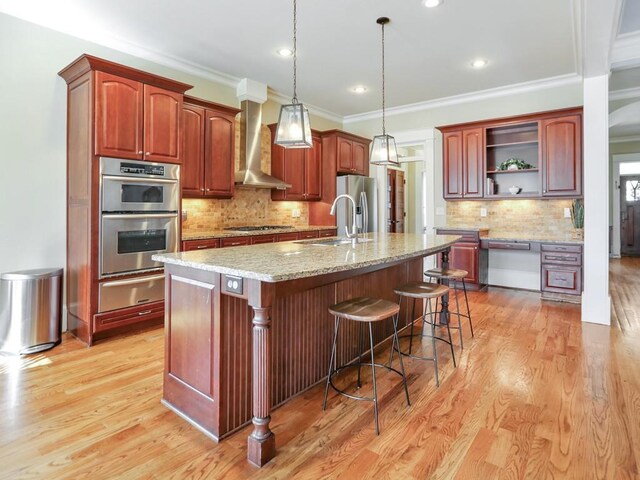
[572,228,584,240]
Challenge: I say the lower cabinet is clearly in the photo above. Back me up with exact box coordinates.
[182,238,220,251]
[540,243,583,299]
[435,229,488,288]
[93,300,164,333]
[318,229,338,238]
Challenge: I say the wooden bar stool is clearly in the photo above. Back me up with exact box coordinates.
[424,268,475,349]
[390,282,456,387]
[323,297,410,435]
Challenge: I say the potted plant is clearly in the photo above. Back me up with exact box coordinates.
[570,199,584,239]
[497,158,534,171]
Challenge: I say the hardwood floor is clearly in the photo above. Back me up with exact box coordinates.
[1,264,639,479]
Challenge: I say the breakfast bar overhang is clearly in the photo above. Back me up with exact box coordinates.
[153,233,460,467]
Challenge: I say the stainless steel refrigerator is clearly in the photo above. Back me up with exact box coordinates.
[336,175,378,235]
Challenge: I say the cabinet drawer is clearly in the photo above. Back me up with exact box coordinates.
[541,244,582,254]
[278,232,300,242]
[220,237,251,248]
[182,238,220,251]
[318,229,338,238]
[541,252,582,266]
[488,241,530,251]
[93,301,164,333]
[298,230,320,239]
[251,234,277,245]
[541,265,582,295]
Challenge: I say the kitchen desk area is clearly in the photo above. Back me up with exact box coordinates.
[153,233,459,466]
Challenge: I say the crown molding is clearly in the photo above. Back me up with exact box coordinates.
[610,134,640,144]
[610,86,640,101]
[343,73,583,124]
[611,31,640,69]
[266,89,343,124]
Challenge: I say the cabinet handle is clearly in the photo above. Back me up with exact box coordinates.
[201,188,205,192]
[196,245,209,249]
[138,150,143,155]
[145,152,151,155]
[137,310,153,316]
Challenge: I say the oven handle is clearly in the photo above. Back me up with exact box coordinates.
[103,175,178,185]
[102,213,178,220]
[101,274,165,288]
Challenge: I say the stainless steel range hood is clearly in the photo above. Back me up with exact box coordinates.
[235,97,291,190]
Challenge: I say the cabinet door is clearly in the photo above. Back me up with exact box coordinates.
[541,115,582,197]
[352,141,369,176]
[336,137,353,173]
[541,264,581,295]
[95,71,143,159]
[462,128,484,198]
[283,148,306,200]
[450,242,479,284]
[181,105,205,196]
[443,131,464,199]
[304,135,323,200]
[143,85,182,163]
[203,110,235,197]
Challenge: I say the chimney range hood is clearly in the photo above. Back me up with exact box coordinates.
[235,79,291,190]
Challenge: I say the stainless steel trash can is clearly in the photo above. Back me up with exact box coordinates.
[0,268,63,355]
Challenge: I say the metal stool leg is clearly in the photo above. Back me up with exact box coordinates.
[368,322,380,435]
[389,296,403,366]
[357,322,364,388]
[453,282,464,349]
[392,313,411,406]
[462,279,474,337]
[323,317,340,410]
[428,298,440,386]
[446,316,457,368]
[408,298,416,355]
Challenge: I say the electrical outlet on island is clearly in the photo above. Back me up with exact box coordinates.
[292,209,301,218]
[564,207,571,218]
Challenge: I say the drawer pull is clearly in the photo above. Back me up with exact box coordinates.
[196,245,209,249]
[137,310,153,316]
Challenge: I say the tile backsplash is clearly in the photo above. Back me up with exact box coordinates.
[446,199,576,236]
[182,123,308,232]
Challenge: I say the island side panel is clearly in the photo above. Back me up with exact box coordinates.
[216,257,424,437]
[162,265,222,439]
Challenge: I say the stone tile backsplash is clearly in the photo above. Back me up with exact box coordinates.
[182,123,308,232]
[445,199,576,236]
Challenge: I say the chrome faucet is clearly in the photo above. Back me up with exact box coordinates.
[330,194,359,246]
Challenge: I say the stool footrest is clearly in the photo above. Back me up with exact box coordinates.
[327,362,405,402]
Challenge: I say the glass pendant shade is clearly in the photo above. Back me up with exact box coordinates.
[275,102,313,148]
[370,134,399,166]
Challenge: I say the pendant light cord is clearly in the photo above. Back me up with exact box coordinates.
[381,20,386,135]
[292,0,298,104]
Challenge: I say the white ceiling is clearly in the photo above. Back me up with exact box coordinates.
[0,0,579,117]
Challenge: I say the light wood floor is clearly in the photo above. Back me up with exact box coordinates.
[1,261,639,479]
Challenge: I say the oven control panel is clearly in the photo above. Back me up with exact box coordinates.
[120,162,165,176]
[223,274,243,295]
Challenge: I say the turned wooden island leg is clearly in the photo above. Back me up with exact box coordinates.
[247,281,276,467]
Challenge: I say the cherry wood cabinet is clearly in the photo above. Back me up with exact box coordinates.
[439,107,582,200]
[323,130,371,177]
[59,54,192,345]
[449,242,479,284]
[435,229,488,288]
[540,243,583,299]
[541,114,582,197]
[269,126,322,201]
[95,71,182,162]
[182,97,240,199]
[182,238,220,251]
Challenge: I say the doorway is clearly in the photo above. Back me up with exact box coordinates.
[621,175,640,255]
[387,169,405,232]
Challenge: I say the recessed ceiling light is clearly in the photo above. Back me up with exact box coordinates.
[423,0,443,7]
[352,86,367,94]
[471,59,488,68]
[277,48,293,57]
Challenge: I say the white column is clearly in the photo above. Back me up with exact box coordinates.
[582,74,611,325]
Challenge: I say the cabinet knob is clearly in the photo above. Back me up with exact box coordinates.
[145,152,151,155]
[201,188,205,192]
[138,150,143,155]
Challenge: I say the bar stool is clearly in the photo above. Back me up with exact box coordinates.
[323,297,410,435]
[390,282,456,387]
[424,268,474,349]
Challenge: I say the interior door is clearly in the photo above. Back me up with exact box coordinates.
[387,169,405,233]
[621,175,640,255]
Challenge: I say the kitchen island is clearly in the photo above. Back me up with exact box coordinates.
[153,232,459,467]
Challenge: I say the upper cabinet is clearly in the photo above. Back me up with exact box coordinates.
[269,125,322,201]
[182,97,239,199]
[94,71,182,163]
[439,107,583,200]
[323,130,370,177]
[541,115,582,197]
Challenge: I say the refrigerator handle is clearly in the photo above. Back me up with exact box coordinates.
[360,191,368,234]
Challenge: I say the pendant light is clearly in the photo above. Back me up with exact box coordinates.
[275,0,313,148]
[370,17,399,166]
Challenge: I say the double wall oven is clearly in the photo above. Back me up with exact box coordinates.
[98,157,179,312]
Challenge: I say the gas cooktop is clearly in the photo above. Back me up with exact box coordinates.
[223,225,292,232]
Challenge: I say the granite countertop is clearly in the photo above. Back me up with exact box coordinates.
[434,226,489,233]
[182,225,337,241]
[481,232,583,245]
[155,233,461,282]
